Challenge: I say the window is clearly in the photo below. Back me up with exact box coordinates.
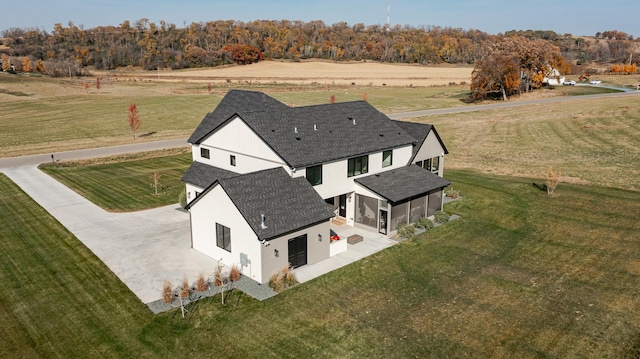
[200,147,210,159]
[430,156,440,172]
[306,165,322,186]
[382,150,393,167]
[230,155,236,166]
[216,223,231,252]
[415,161,423,167]
[347,155,368,177]
[423,158,432,170]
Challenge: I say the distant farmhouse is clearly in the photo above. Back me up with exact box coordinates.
[183,90,450,283]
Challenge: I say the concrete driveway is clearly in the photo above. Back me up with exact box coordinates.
[2,165,219,304]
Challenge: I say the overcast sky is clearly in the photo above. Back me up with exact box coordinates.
[2,0,637,37]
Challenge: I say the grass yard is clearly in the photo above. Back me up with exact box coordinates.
[39,148,191,212]
[2,170,639,358]
[422,95,640,191]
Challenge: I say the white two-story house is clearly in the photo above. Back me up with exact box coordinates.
[183,89,450,283]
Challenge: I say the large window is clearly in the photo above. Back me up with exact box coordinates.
[347,155,368,177]
[200,147,210,159]
[382,150,393,168]
[216,223,231,252]
[306,165,322,186]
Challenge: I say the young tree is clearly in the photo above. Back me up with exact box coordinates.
[35,59,45,73]
[150,172,161,195]
[22,57,33,72]
[545,166,561,196]
[1,54,11,71]
[127,103,141,139]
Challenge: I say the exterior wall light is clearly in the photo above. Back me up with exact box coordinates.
[318,234,322,242]
[274,249,279,257]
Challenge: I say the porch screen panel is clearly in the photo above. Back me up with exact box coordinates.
[427,191,443,216]
[410,196,426,223]
[390,201,409,232]
[355,194,378,228]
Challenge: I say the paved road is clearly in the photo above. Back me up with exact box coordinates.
[1,90,637,166]
[0,138,189,169]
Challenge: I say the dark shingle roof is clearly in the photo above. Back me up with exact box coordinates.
[355,165,451,204]
[188,90,417,168]
[181,161,238,189]
[188,89,288,144]
[219,167,334,241]
[391,120,449,161]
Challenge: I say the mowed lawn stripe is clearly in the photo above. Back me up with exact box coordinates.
[40,150,192,212]
[0,174,154,358]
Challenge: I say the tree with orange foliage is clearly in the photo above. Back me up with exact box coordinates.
[471,36,567,101]
[127,103,141,139]
[21,57,33,72]
[35,59,45,73]
[222,44,263,65]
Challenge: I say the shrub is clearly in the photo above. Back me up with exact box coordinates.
[414,217,434,230]
[229,264,242,282]
[446,187,460,199]
[195,271,209,292]
[397,223,416,239]
[178,188,187,209]
[434,210,450,223]
[269,264,298,293]
[162,280,174,303]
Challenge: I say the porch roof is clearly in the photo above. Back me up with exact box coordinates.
[181,161,238,189]
[355,165,451,204]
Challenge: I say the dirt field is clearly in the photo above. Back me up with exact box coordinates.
[102,61,474,87]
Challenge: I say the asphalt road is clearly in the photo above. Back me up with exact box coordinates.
[1,90,638,168]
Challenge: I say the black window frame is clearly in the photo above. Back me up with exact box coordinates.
[347,155,369,177]
[382,150,393,168]
[216,223,231,252]
[200,147,210,159]
[230,155,236,166]
[306,164,323,186]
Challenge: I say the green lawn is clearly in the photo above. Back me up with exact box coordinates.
[39,149,191,212]
[2,170,639,358]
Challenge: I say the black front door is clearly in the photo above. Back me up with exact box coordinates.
[339,194,347,218]
[379,210,387,235]
[288,234,308,268]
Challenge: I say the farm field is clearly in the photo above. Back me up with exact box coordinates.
[2,170,639,358]
[1,61,621,159]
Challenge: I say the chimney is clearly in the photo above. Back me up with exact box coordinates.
[260,214,268,229]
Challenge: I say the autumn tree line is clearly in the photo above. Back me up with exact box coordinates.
[2,19,637,75]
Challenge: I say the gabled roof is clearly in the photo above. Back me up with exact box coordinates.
[187,167,334,241]
[189,90,417,168]
[391,120,449,163]
[355,165,451,204]
[188,89,288,144]
[181,161,238,189]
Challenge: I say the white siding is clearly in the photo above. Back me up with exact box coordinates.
[259,221,331,283]
[413,131,446,176]
[198,116,287,174]
[185,183,204,205]
[189,185,264,282]
[296,145,414,200]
